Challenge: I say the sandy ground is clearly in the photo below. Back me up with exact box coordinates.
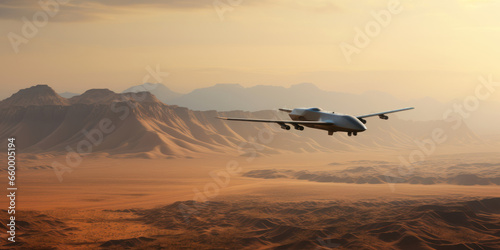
[1,150,499,249]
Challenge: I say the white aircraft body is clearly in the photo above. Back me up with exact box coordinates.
[217,107,414,136]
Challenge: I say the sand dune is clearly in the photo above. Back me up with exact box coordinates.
[8,197,499,249]
[1,151,498,249]
[100,237,155,248]
[243,161,500,186]
[0,210,73,248]
[135,197,500,249]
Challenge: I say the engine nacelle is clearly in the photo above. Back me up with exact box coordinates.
[281,124,291,130]
[379,114,389,120]
[293,124,304,131]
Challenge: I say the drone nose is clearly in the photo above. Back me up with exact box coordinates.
[347,116,367,132]
[356,122,367,132]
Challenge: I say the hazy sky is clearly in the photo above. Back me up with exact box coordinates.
[1,0,500,101]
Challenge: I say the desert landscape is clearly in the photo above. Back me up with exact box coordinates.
[1,1,500,249]
[0,85,499,249]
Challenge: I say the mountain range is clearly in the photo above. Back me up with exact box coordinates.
[120,83,499,135]
[3,81,497,135]
[0,84,486,158]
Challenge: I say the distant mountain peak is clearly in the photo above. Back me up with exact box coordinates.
[290,83,319,90]
[122,82,181,104]
[123,83,166,93]
[82,88,115,95]
[213,83,243,88]
[29,84,52,91]
[19,84,57,95]
[0,84,68,108]
[122,91,160,103]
